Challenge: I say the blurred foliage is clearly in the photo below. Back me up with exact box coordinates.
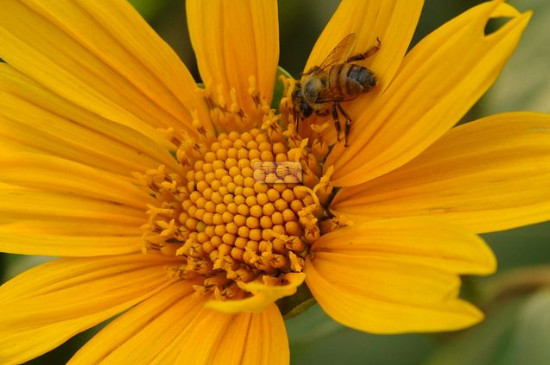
[486,0,550,114]
[2,0,550,364]
[128,0,172,20]
[425,289,550,365]
[2,254,53,281]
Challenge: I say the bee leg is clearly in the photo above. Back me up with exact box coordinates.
[336,103,352,147]
[331,103,342,142]
[346,38,381,62]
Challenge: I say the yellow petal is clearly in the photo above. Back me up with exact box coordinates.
[306,0,424,91]
[146,305,234,364]
[327,1,530,187]
[0,221,141,257]
[187,0,279,131]
[0,254,175,365]
[313,217,495,275]
[138,303,287,365]
[312,252,462,302]
[0,185,143,223]
[0,64,181,175]
[306,218,492,333]
[306,258,483,334]
[332,112,550,233]
[211,304,289,365]
[0,183,144,256]
[0,152,153,209]
[0,0,212,137]
[298,0,423,143]
[206,272,305,313]
[69,281,200,365]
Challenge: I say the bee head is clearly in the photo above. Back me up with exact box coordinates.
[292,87,313,118]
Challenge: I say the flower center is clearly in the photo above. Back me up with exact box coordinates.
[140,111,333,301]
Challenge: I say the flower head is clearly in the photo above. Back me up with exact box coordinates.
[1,0,549,364]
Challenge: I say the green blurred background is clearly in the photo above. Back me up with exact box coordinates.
[2,0,550,364]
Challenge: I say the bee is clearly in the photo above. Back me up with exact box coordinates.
[292,33,380,146]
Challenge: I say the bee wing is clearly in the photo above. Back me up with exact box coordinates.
[317,33,357,71]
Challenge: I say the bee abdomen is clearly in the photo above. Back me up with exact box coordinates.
[345,64,377,97]
[328,65,345,98]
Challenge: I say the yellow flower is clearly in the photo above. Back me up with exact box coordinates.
[0,0,549,364]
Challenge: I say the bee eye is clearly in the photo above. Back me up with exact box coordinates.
[301,103,313,117]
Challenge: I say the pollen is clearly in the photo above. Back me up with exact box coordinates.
[140,114,332,301]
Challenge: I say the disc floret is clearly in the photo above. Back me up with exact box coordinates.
[140,114,330,301]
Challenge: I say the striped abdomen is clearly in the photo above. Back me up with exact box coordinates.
[326,63,377,101]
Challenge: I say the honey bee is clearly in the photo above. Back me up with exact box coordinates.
[292,33,380,146]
